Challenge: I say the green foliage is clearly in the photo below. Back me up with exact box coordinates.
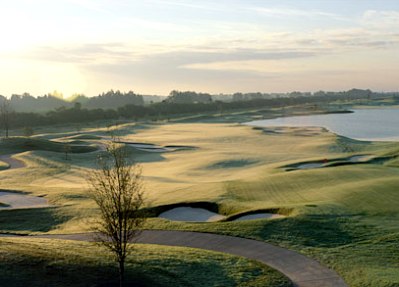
[23,126,34,137]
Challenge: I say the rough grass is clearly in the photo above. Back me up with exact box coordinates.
[0,237,292,287]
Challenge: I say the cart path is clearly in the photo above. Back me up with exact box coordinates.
[28,230,348,287]
[0,154,25,169]
[0,190,50,210]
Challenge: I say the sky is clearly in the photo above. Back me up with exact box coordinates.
[0,0,399,97]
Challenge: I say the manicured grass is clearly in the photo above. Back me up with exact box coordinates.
[0,237,292,287]
[1,119,399,286]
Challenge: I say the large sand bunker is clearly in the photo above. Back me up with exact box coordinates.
[157,206,286,222]
[158,207,225,222]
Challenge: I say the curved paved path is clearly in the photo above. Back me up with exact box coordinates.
[0,155,51,210]
[31,230,347,287]
[0,154,25,169]
[0,190,50,209]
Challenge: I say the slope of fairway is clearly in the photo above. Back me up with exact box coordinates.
[1,122,398,286]
[0,237,291,287]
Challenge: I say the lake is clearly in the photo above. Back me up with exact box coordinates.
[246,108,399,141]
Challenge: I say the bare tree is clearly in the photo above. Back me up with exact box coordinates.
[87,141,145,286]
[0,98,12,138]
[63,142,72,160]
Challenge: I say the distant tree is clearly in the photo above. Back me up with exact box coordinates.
[23,127,34,137]
[0,98,12,138]
[49,90,64,99]
[87,141,146,286]
[166,90,212,104]
[63,143,72,160]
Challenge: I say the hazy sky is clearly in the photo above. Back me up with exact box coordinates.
[1,0,398,97]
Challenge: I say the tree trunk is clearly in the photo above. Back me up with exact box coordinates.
[119,259,125,287]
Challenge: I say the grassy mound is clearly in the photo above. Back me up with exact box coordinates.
[0,137,97,153]
[67,134,102,140]
[0,237,292,287]
[67,140,92,145]
[0,160,9,170]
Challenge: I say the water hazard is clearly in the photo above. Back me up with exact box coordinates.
[247,108,399,141]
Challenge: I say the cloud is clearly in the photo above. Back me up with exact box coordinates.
[251,6,348,21]
[362,10,399,29]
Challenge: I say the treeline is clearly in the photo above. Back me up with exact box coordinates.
[1,90,146,113]
[0,88,391,130]
[1,88,393,114]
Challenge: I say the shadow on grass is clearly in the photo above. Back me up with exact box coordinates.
[0,207,73,233]
[248,214,376,248]
[0,259,239,287]
[153,213,378,249]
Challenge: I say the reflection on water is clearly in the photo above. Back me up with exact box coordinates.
[247,108,399,141]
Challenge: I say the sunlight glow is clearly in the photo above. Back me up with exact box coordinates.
[0,0,398,96]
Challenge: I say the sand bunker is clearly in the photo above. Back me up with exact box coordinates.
[233,213,285,221]
[158,207,225,222]
[0,191,50,210]
[348,155,370,162]
[288,155,373,171]
[296,162,324,169]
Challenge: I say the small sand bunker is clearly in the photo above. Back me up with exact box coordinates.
[296,162,324,169]
[0,191,50,210]
[158,207,225,222]
[233,213,285,221]
[348,155,370,162]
